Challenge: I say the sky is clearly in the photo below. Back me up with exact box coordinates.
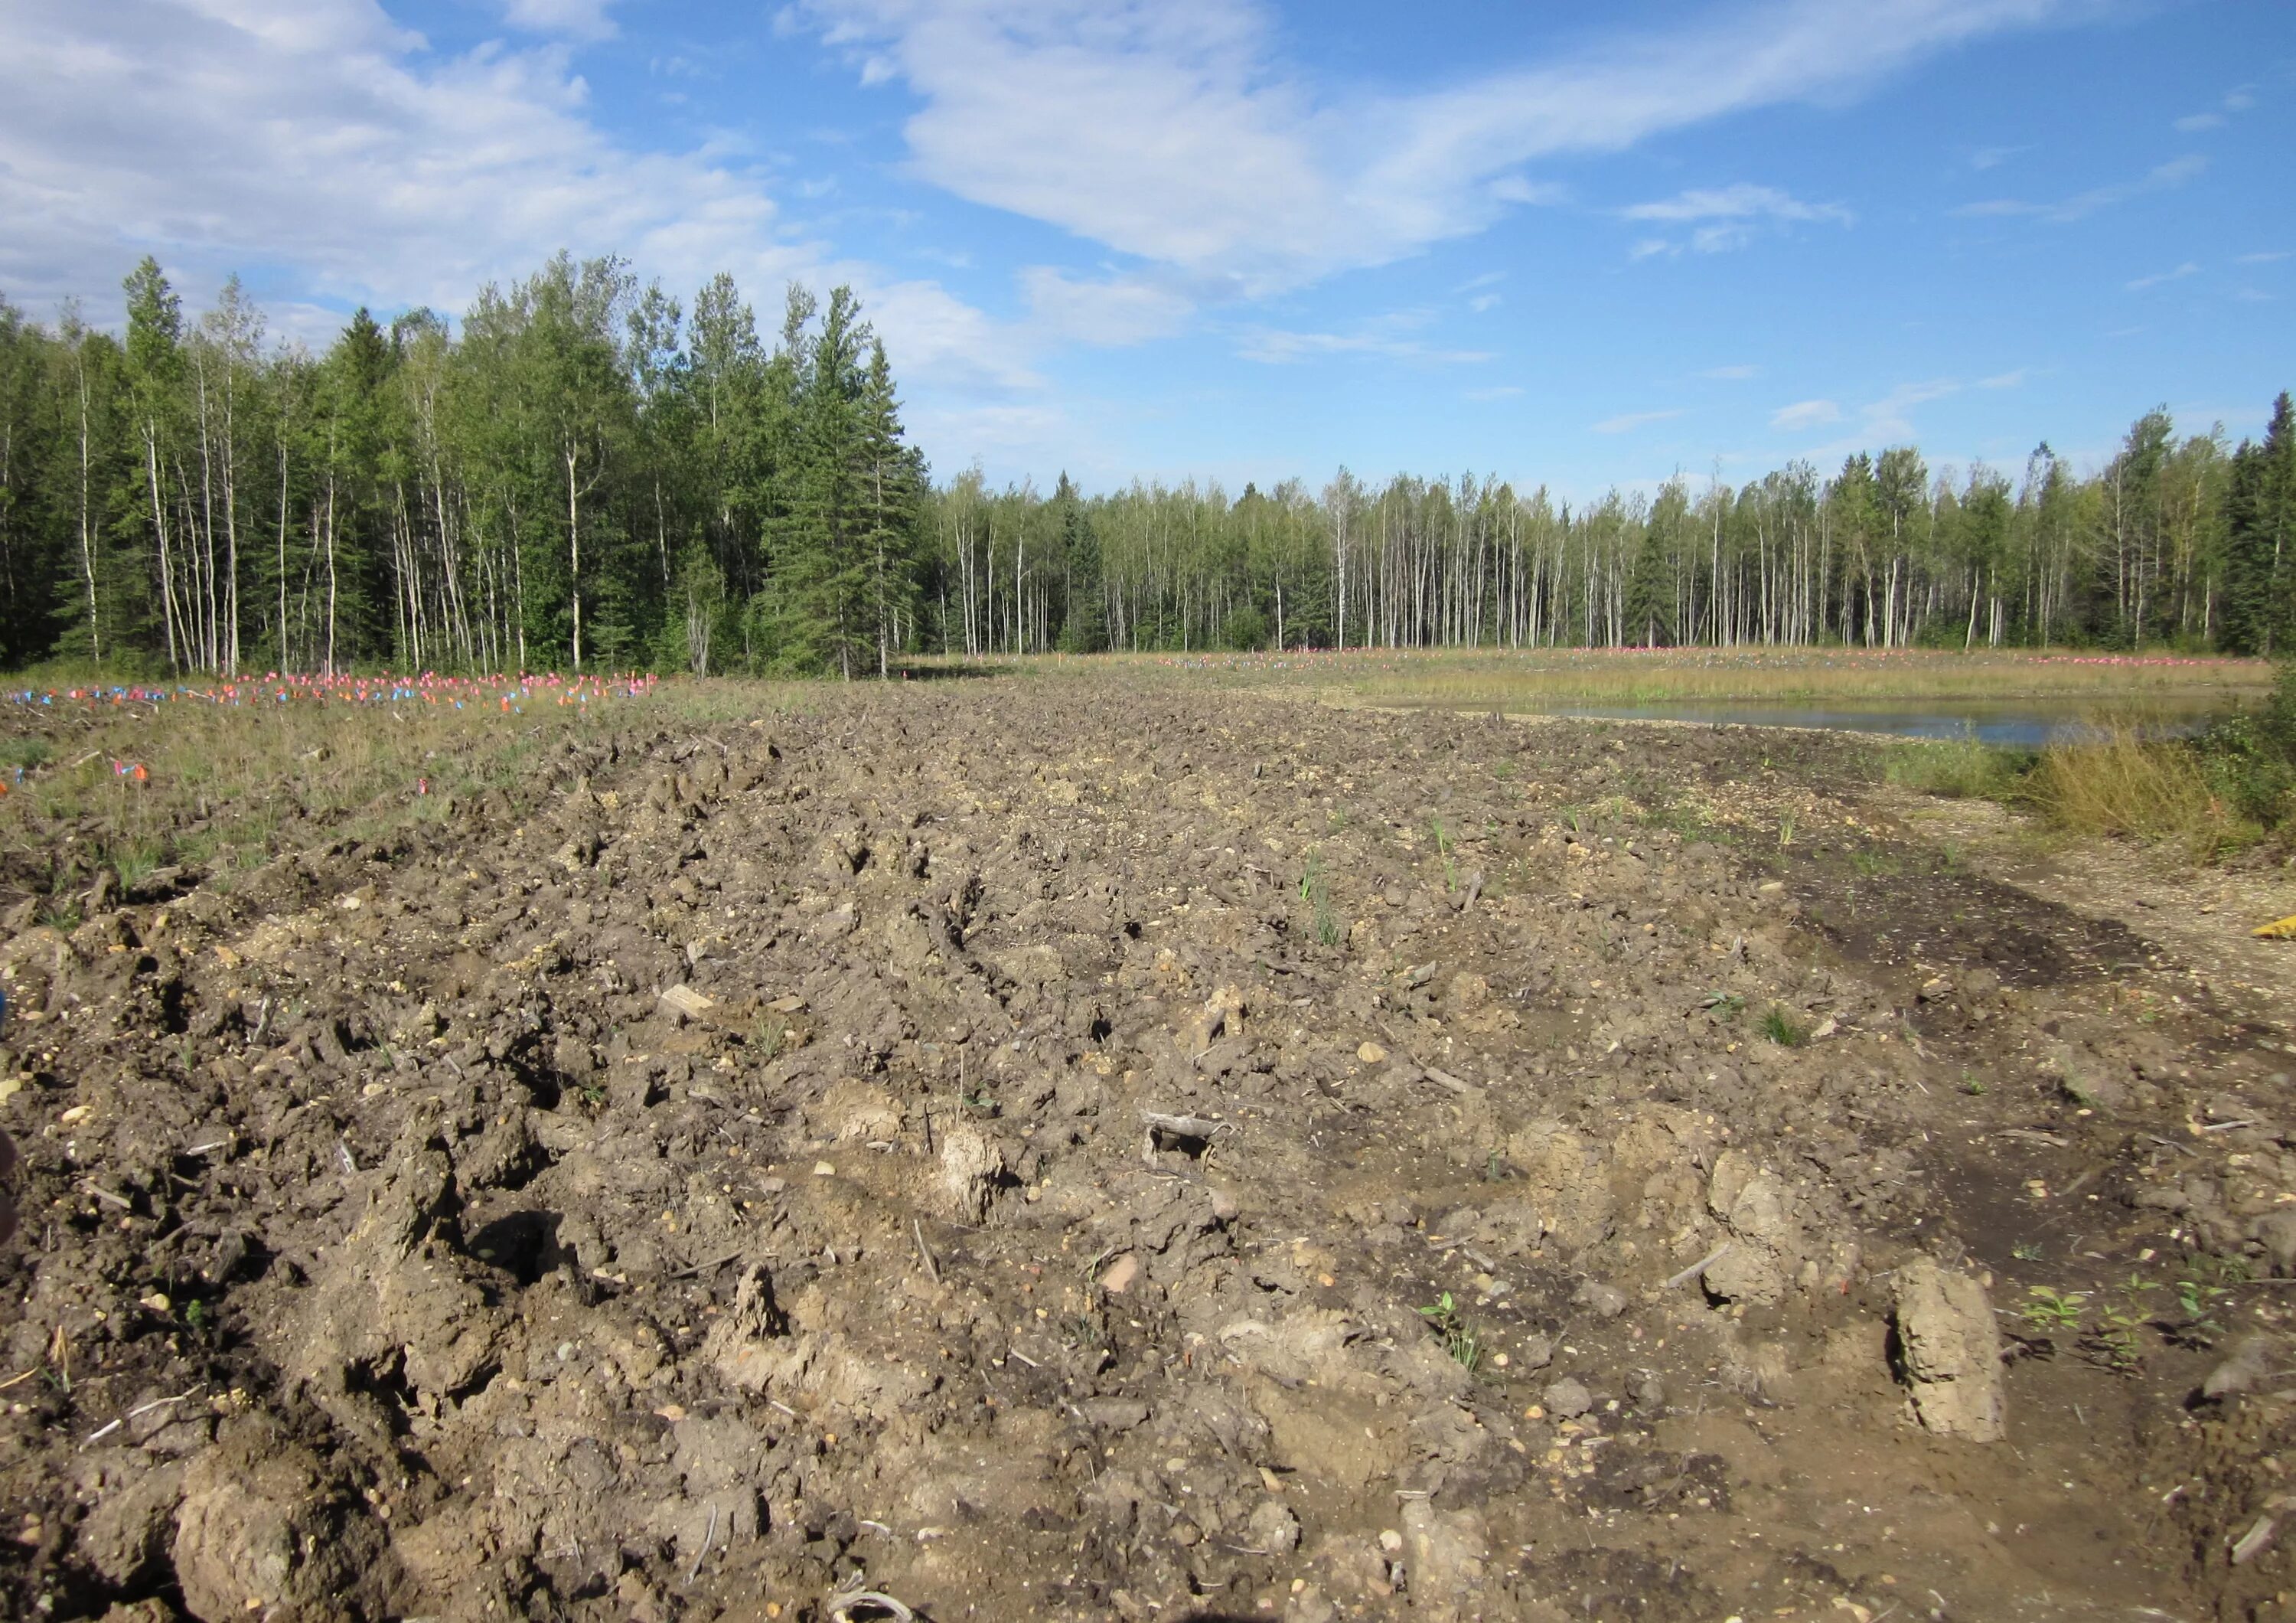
[2,0,2291,498]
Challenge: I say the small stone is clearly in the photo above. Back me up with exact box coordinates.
[1542,1377,1594,1419]
[812,1161,835,1177]
[1358,1041,1388,1065]
[1571,1281,1628,1318]
[1378,1529,1404,1554]
[1246,1498,1300,1554]
[1101,1254,1141,1295]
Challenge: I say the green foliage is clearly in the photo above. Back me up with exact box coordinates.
[2019,1285,2087,1333]
[1885,736,2028,799]
[0,259,927,679]
[1300,855,1341,948]
[1416,1292,1482,1373]
[1223,603,1269,651]
[1758,1006,1808,1047]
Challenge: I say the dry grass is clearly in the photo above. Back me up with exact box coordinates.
[0,679,804,906]
[1097,646,2277,710]
[2026,727,2258,860]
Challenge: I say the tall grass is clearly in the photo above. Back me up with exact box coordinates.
[2026,722,2294,860]
[1883,735,2029,799]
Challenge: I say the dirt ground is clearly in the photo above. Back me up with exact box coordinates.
[5,675,2296,1623]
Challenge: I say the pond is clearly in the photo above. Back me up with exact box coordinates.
[1518,694,2240,748]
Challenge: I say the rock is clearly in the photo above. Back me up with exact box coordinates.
[1401,1497,1489,1616]
[1892,1256,2006,1442]
[1357,1040,1388,1065]
[171,1420,386,1621]
[1703,1149,1804,1305]
[1627,1370,1665,1409]
[938,1122,1003,1223]
[1247,1497,1301,1554]
[1078,1397,1151,1431]
[1099,1253,1141,1294]
[1541,1377,1593,1419]
[1516,1334,1555,1370]
[78,1460,184,1585]
[1572,1280,1628,1318]
[2254,1211,2296,1277]
[2203,1333,2278,1400]
[1286,1584,1338,1623]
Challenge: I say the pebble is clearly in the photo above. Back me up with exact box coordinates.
[1542,1377,1594,1419]
[1358,1041,1388,1064]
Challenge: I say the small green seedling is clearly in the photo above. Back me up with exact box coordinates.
[2020,1285,2087,1334]
[1417,1292,1482,1373]
[1759,1007,1808,1048]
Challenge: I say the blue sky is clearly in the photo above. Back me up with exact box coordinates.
[2,0,2291,497]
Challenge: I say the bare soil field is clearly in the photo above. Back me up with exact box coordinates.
[4,674,2296,1622]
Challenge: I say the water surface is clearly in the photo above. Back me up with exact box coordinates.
[1513,695,2233,747]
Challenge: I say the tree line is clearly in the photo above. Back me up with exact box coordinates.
[0,255,924,680]
[933,399,2292,660]
[1,256,2289,675]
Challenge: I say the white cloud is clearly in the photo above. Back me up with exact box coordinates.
[1234,322,1492,367]
[1969,144,2027,170]
[1860,379,1958,441]
[1593,409,1681,434]
[795,0,2079,292]
[1957,155,2207,224]
[0,0,1039,411]
[1468,292,1502,312]
[1770,398,1841,430]
[1621,183,1851,226]
[1466,385,1524,401]
[1978,368,2027,389]
[1699,364,1760,380]
[2174,112,2225,132]
[1629,237,1678,261]
[2236,250,2290,265]
[2125,260,2200,291]
[503,0,619,40]
[1020,266,1194,346]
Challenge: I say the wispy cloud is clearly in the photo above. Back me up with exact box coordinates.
[1622,183,1850,256]
[2175,83,2256,132]
[1776,380,1959,453]
[1629,238,1678,261]
[1861,379,1959,440]
[1622,183,1851,226]
[1700,364,1760,380]
[795,0,2081,292]
[1466,385,1524,401]
[1020,267,1194,346]
[1593,408,1682,434]
[2236,250,2290,265]
[1235,320,1492,367]
[1978,369,2027,389]
[1468,292,1502,312]
[2126,260,2200,291]
[1771,399,1841,430]
[1957,155,2207,224]
[1969,143,2029,170]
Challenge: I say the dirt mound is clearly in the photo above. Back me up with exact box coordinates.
[3,681,2295,1620]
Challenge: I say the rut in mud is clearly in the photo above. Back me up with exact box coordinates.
[5,679,2296,1623]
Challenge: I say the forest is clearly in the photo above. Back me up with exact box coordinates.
[0,255,2290,677]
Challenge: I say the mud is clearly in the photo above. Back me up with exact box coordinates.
[4,678,2296,1621]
